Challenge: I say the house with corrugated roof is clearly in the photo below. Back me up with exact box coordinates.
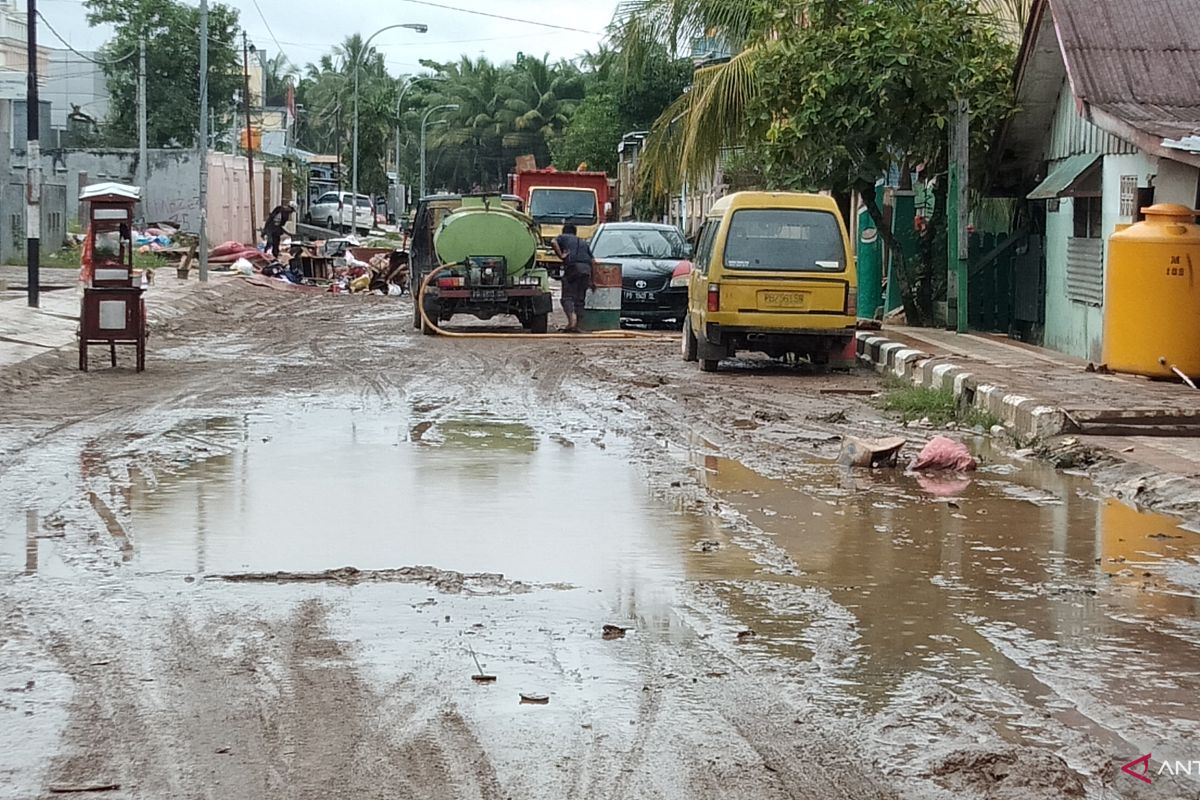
[992,0,1200,361]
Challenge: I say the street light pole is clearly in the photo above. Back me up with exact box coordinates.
[420,104,457,199]
[351,22,427,229]
[394,75,444,214]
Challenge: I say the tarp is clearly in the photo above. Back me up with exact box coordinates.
[1026,154,1101,200]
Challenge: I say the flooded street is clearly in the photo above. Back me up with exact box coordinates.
[1,285,1198,799]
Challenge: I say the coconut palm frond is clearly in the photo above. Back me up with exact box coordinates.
[977,0,1033,41]
[641,44,762,194]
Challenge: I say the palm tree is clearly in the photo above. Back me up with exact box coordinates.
[263,52,297,107]
[610,0,773,195]
[616,0,1031,195]
[979,0,1033,41]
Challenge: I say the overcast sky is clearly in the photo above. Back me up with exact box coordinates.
[38,0,621,73]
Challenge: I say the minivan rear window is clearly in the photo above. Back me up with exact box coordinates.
[723,209,845,272]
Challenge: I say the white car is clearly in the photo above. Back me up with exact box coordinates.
[306,191,375,234]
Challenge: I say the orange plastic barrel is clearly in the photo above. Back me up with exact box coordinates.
[1103,204,1200,378]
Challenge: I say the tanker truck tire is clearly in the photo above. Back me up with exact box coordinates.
[530,313,549,334]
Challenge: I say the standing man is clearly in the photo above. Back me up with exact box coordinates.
[263,200,295,260]
[551,223,593,333]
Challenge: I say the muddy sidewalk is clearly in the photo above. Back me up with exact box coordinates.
[1,282,1197,799]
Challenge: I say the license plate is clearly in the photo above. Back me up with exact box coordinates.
[759,290,808,309]
[470,289,505,301]
[623,290,654,302]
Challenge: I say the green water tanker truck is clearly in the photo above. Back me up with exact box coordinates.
[409,194,552,334]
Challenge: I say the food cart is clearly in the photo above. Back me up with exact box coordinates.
[77,183,147,372]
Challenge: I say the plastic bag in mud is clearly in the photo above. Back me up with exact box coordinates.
[911,436,977,472]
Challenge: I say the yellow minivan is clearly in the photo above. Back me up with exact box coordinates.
[682,192,857,372]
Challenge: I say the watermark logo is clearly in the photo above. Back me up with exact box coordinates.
[1122,753,1200,784]
[1122,754,1153,785]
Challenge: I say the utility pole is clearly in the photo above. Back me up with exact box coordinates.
[25,0,40,307]
[946,99,969,333]
[137,35,147,225]
[241,32,257,243]
[198,0,209,281]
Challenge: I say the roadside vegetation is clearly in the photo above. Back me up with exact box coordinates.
[879,377,1000,429]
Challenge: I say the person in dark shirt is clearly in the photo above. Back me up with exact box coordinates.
[551,223,593,332]
[263,201,295,259]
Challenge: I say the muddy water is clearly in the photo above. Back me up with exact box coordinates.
[5,405,1200,786]
[119,411,725,608]
[694,447,1200,759]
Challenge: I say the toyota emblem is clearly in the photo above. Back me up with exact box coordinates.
[635,280,648,289]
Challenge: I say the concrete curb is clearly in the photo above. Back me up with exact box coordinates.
[856,331,1072,442]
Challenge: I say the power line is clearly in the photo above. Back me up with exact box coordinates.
[395,0,600,35]
[249,0,302,77]
[36,11,137,65]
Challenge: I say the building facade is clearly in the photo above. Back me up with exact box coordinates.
[994,0,1200,361]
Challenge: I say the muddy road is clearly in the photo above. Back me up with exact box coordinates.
[1,281,1198,799]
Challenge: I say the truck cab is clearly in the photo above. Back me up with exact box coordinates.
[508,168,610,276]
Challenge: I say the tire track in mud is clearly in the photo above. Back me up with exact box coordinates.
[39,595,505,800]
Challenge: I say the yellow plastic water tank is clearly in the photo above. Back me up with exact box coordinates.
[1103,204,1200,378]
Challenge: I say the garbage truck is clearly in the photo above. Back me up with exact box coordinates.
[409,193,553,334]
[507,168,610,277]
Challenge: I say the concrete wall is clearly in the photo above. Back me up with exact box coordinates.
[1154,158,1200,207]
[43,148,282,242]
[1,181,68,264]
[1042,196,1103,359]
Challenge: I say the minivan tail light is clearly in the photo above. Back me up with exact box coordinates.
[707,283,720,312]
[846,287,857,316]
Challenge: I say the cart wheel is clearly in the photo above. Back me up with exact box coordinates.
[79,338,87,372]
[110,341,117,367]
[137,339,146,372]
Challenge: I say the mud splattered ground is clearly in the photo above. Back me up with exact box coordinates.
[1,281,1198,799]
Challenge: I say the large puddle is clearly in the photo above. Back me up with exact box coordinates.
[5,406,1200,771]
[119,413,727,597]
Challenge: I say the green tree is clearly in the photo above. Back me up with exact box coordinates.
[85,0,242,148]
[612,0,776,194]
[552,41,691,176]
[294,36,403,195]
[551,91,622,173]
[757,0,1015,323]
[416,54,584,191]
[262,52,297,107]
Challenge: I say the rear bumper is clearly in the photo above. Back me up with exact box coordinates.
[701,322,856,362]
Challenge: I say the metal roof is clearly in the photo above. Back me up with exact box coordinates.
[1053,0,1200,141]
[1026,154,1101,200]
[994,0,1200,191]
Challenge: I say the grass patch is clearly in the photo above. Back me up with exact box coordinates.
[879,377,1000,429]
[10,248,164,271]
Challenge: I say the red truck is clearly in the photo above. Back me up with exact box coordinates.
[507,168,610,276]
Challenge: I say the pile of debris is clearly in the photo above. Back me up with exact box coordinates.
[217,234,410,296]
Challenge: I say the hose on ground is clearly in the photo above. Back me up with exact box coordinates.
[416,266,678,341]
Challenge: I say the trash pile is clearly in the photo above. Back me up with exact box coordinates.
[208,240,270,268]
[134,224,177,253]
[328,250,409,296]
[217,233,410,297]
